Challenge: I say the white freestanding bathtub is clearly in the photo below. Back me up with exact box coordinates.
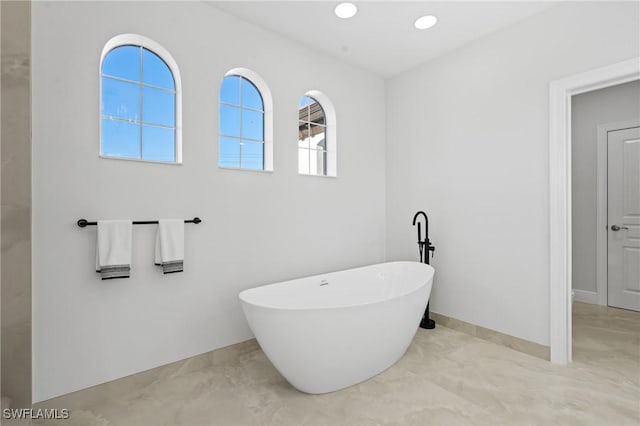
[238,261,434,394]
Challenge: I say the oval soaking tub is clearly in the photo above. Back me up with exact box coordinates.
[238,261,434,394]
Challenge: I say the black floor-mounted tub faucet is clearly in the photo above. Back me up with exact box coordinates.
[413,211,436,329]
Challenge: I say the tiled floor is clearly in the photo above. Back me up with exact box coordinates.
[26,302,640,425]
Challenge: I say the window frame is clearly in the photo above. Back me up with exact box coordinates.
[218,68,273,172]
[298,90,337,177]
[99,34,183,165]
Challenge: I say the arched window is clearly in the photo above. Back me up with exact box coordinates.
[100,34,181,163]
[218,69,272,171]
[298,91,336,176]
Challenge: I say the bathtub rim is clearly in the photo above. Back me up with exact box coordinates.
[238,261,434,311]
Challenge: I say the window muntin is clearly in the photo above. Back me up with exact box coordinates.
[101,45,177,163]
[218,75,265,170]
[298,96,327,176]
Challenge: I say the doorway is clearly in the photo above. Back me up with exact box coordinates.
[570,82,640,374]
[549,58,640,364]
[570,80,640,368]
[572,81,640,311]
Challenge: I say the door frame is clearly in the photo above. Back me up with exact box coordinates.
[596,121,640,307]
[549,57,639,364]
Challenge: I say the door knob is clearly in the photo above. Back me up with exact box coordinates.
[611,225,629,231]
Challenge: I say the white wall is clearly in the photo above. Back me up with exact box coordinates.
[31,1,386,402]
[385,1,639,346]
[571,81,640,303]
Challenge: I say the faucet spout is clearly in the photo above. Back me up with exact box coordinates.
[412,211,428,243]
[412,210,435,263]
[412,210,427,226]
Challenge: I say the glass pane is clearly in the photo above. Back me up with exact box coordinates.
[298,148,309,174]
[241,78,263,110]
[219,137,240,168]
[142,49,174,90]
[102,78,139,121]
[219,104,241,137]
[314,137,326,151]
[143,87,175,126]
[102,46,140,81]
[220,76,240,105]
[101,118,140,159]
[310,148,327,176]
[241,140,264,170]
[310,101,326,125]
[300,96,314,107]
[242,109,263,141]
[309,123,325,149]
[298,123,310,149]
[298,104,310,123]
[142,125,175,162]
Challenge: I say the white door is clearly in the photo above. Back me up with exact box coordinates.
[607,126,640,311]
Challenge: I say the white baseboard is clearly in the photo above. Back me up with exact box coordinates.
[572,289,598,305]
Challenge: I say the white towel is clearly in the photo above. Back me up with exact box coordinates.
[95,220,132,280]
[155,219,184,274]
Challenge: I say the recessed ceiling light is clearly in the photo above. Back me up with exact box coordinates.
[415,15,438,30]
[335,3,357,19]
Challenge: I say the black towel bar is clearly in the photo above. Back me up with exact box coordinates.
[77,217,202,228]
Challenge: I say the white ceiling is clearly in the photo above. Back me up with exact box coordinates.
[210,1,559,78]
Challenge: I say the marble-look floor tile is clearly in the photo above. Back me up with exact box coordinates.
[32,303,639,426]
